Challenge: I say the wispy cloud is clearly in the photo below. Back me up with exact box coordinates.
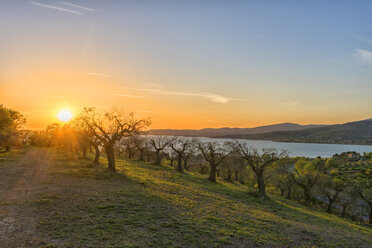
[355,49,372,65]
[84,72,113,77]
[124,87,239,103]
[61,2,95,12]
[29,1,84,15]
[282,100,298,107]
[142,82,165,89]
[112,93,144,98]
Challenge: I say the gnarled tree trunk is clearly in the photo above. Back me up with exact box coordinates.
[326,192,338,214]
[234,171,238,181]
[177,154,183,172]
[82,148,87,159]
[105,143,116,172]
[139,149,145,161]
[341,204,347,218]
[183,157,189,171]
[155,150,161,165]
[286,186,292,199]
[93,144,100,164]
[227,168,232,182]
[304,187,311,205]
[208,163,217,182]
[256,170,265,197]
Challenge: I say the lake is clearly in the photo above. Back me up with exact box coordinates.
[197,137,372,158]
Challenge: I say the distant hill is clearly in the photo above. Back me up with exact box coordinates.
[218,118,372,145]
[148,123,325,137]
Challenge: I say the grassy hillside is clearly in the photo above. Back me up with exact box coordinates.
[1,148,372,247]
[220,119,372,145]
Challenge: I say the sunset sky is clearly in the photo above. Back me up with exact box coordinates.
[1,0,372,129]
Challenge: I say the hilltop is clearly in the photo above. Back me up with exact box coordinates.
[0,148,371,247]
[148,123,325,137]
[218,118,372,145]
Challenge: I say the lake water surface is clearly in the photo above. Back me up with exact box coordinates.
[199,137,372,158]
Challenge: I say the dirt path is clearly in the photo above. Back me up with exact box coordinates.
[0,148,56,247]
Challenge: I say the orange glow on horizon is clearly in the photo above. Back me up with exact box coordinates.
[1,67,370,130]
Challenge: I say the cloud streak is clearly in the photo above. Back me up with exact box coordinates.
[29,1,84,15]
[125,87,238,103]
[112,93,144,98]
[355,49,372,65]
[61,2,95,12]
[84,72,113,77]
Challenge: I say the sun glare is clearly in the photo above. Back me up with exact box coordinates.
[57,110,73,122]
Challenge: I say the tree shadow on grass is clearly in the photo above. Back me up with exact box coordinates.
[44,153,372,248]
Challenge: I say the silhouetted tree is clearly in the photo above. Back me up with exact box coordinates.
[0,105,26,152]
[170,138,191,172]
[164,148,177,167]
[198,141,230,182]
[236,142,286,198]
[133,135,149,161]
[76,107,149,172]
[148,136,174,165]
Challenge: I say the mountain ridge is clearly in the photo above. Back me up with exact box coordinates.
[148,122,326,137]
[215,118,372,145]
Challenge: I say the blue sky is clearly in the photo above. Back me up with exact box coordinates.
[1,0,372,128]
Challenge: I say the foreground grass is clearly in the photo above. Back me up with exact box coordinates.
[0,148,26,166]
[3,148,372,247]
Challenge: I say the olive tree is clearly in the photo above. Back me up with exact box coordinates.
[292,159,321,205]
[337,184,359,218]
[359,185,372,224]
[270,160,295,199]
[318,176,345,213]
[170,138,192,172]
[198,140,230,183]
[236,141,286,198]
[76,107,149,172]
[132,135,148,161]
[148,136,175,165]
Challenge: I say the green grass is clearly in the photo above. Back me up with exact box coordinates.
[3,148,372,247]
[0,147,27,165]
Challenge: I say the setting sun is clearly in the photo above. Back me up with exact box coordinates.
[57,110,73,122]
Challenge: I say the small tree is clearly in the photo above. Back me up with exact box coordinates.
[318,176,344,213]
[148,136,174,165]
[337,184,359,218]
[72,120,102,164]
[226,144,246,182]
[271,161,295,199]
[0,105,26,152]
[236,142,286,198]
[90,135,101,164]
[182,148,195,171]
[358,184,372,224]
[170,138,192,172]
[292,159,321,205]
[119,136,136,159]
[198,141,230,182]
[164,148,177,167]
[76,107,149,172]
[133,135,149,161]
